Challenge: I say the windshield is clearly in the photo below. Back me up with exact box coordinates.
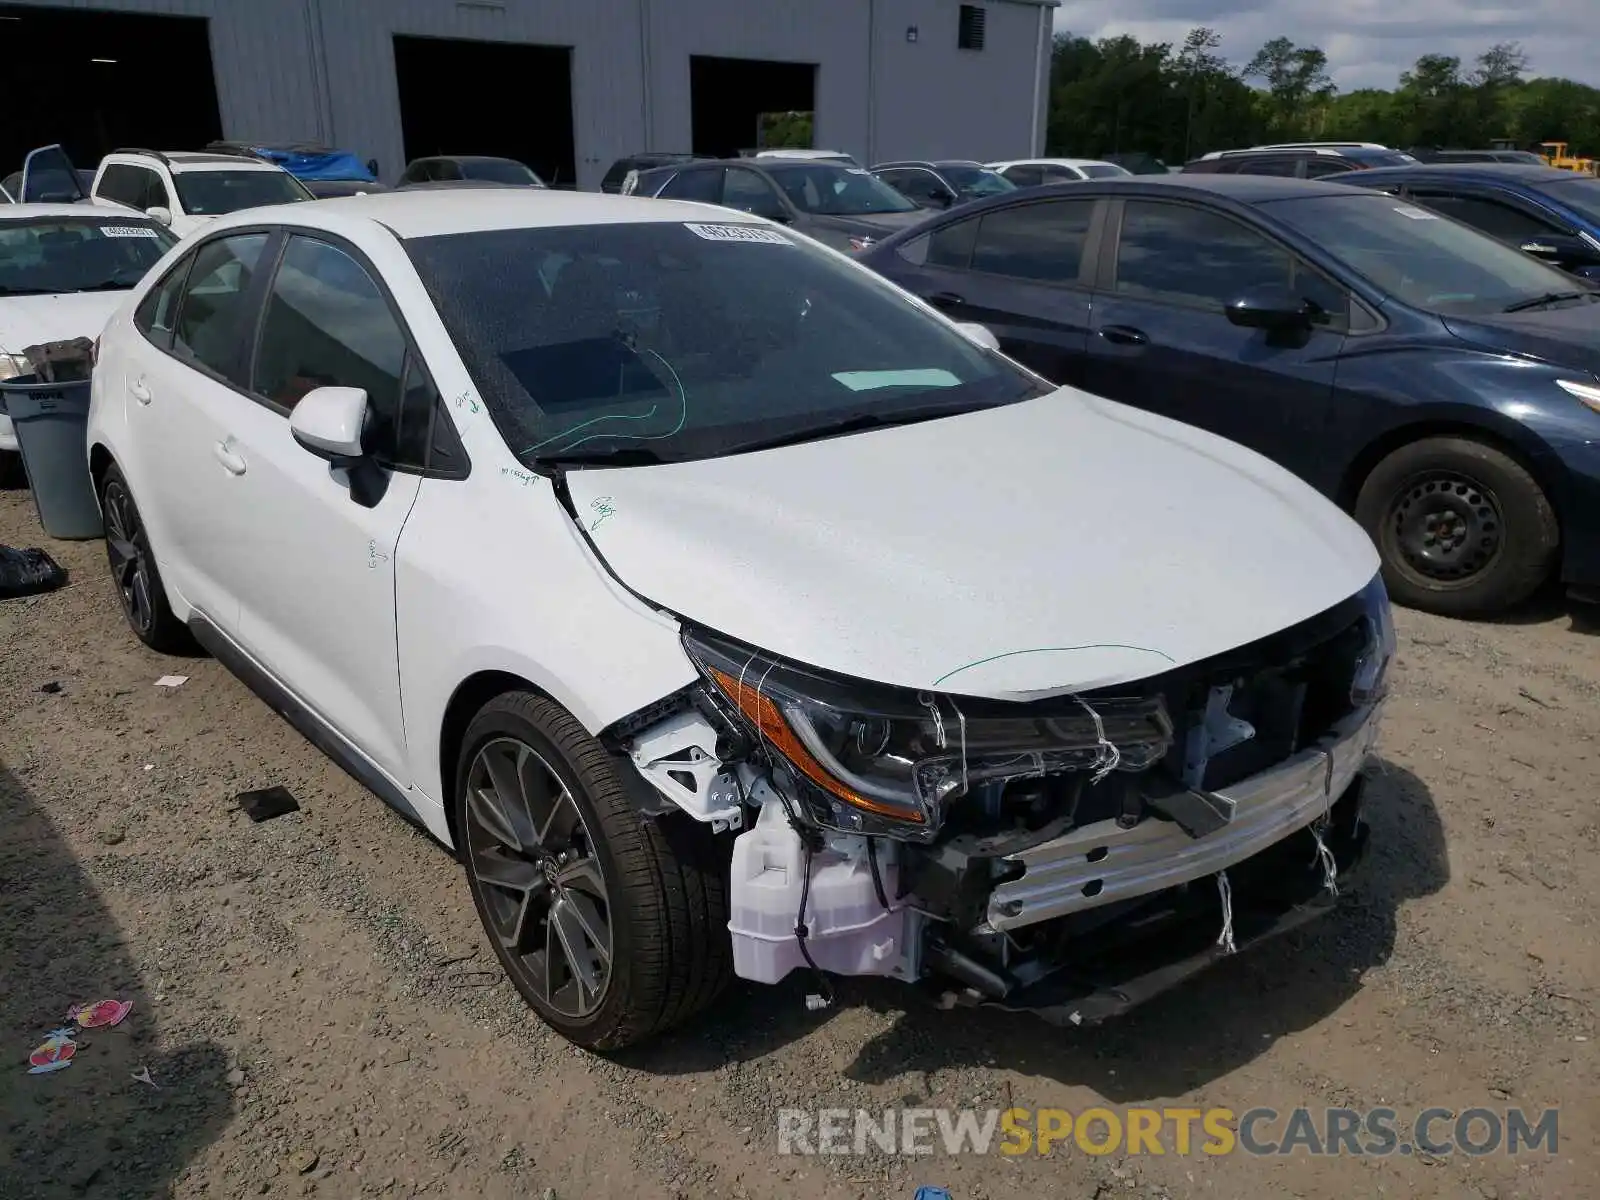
[763,164,917,215]
[173,170,312,215]
[1263,193,1588,315]
[461,159,543,186]
[405,220,1048,464]
[0,218,176,296]
[940,166,1016,199]
[1541,176,1600,226]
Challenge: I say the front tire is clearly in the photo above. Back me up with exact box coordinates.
[455,691,732,1050]
[99,463,192,653]
[1355,436,1557,617]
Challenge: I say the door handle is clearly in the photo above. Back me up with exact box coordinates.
[1521,241,1557,255]
[930,291,966,307]
[1099,325,1149,346]
[212,440,246,476]
[130,378,152,405]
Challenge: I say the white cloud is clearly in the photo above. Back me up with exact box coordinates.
[1051,0,1597,90]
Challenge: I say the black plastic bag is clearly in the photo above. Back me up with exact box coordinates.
[0,545,67,598]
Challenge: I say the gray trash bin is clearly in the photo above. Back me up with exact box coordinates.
[0,374,103,539]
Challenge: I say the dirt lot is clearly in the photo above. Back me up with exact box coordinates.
[1,486,1595,1200]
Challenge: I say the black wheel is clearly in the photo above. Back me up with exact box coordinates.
[99,463,192,653]
[1355,436,1557,617]
[455,691,732,1050]
[0,450,26,489]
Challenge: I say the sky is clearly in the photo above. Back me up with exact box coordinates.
[1050,0,1597,91]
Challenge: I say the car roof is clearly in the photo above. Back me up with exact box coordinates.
[423,155,526,165]
[105,151,284,173]
[1348,162,1581,186]
[986,158,1115,170]
[250,188,768,239]
[1091,174,1357,201]
[0,202,138,220]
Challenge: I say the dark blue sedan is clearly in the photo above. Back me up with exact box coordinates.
[1334,163,1600,279]
[856,174,1600,617]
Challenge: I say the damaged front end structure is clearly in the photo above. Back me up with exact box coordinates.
[621,577,1393,1026]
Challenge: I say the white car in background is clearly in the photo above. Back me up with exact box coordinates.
[753,148,860,167]
[985,157,1133,186]
[88,148,314,237]
[86,189,1392,1050]
[0,203,175,481]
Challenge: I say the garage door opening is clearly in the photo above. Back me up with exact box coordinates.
[690,56,817,158]
[393,36,576,188]
[0,4,221,180]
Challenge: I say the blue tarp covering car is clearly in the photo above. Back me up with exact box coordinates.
[205,141,377,182]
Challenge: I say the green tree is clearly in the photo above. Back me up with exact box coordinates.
[1043,30,1600,166]
[1244,37,1334,139]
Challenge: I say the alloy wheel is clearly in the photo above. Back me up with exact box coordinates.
[463,737,613,1018]
[1386,470,1504,583]
[102,479,155,638]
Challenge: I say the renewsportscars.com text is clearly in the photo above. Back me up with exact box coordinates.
[776,1105,1560,1158]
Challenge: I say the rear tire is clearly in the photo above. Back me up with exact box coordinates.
[1354,436,1557,617]
[455,690,732,1050]
[98,463,192,653]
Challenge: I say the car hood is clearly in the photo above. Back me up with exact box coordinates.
[564,389,1379,700]
[0,290,127,357]
[823,210,926,233]
[1442,301,1600,377]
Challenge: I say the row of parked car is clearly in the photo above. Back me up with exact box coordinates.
[6,133,1600,621]
[596,140,1600,618]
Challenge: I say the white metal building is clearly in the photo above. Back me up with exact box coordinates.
[2,0,1057,189]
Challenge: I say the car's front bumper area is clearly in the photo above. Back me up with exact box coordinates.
[987,705,1380,932]
[979,773,1368,1026]
[917,703,1379,1022]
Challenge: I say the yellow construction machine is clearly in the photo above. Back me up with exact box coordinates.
[1538,142,1599,175]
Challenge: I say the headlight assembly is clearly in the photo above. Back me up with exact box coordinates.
[682,627,1173,842]
[1350,572,1396,707]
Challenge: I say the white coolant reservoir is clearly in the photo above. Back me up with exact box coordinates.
[727,798,909,984]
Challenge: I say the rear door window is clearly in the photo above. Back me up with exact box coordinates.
[171,233,270,385]
[970,200,1095,284]
[135,257,193,350]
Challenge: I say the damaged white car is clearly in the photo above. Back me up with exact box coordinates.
[87,189,1394,1050]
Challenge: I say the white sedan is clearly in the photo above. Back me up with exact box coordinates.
[1,204,176,481]
[87,189,1392,1049]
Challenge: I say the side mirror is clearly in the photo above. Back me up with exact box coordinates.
[954,321,1000,351]
[931,188,957,208]
[290,386,368,463]
[144,205,172,226]
[1225,289,1314,331]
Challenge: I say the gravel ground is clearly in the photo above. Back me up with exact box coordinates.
[1,486,1595,1200]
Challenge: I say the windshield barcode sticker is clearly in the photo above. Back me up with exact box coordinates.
[1393,206,1438,220]
[684,223,791,245]
[100,225,161,238]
